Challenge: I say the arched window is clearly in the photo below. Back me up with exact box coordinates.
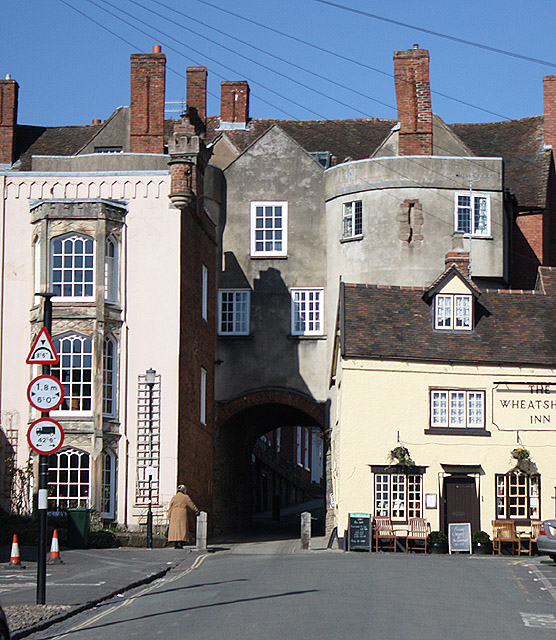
[103,336,117,417]
[51,233,94,299]
[47,448,90,511]
[101,450,116,519]
[51,334,93,413]
[104,237,118,302]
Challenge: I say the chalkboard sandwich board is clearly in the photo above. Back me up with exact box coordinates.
[448,523,472,554]
[348,513,371,551]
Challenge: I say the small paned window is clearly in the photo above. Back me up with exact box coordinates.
[51,234,95,299]
[202,264,208,321]
[495,473,540,520]
[51,334,93,413]
[342,201,362,239]
[47,448,91,511]
[291,288,323,336]
[103,337,117,417]
[455,193,490,236]
[104,237,118,302]
[430,390,485,429]
[101,451,116,519]
[200,367,207,426]
[374,473,422,522]
[435,294,472,330]
[250,201,288,257]
[218,290,250,335]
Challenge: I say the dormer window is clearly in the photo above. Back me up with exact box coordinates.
[435,294,472,330]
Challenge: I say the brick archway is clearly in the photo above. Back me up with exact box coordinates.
[216,387,326,431]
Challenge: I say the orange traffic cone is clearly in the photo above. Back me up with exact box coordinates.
[47,529,63,564]
[9,534,25,569]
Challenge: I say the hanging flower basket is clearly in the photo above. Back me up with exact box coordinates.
[510,447,537,475]
[388,446,414,467]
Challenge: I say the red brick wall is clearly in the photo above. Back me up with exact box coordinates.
[187,67,207,122]
[0,79,18,165]
[130,48,166,154]
[394,47,432,155]
[176,186,217,515]
[445,251,470,278]
[220,81,249,124]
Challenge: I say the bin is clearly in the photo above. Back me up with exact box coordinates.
[66,508,91,548]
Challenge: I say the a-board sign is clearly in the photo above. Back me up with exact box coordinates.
[448,522,472,554]
[27,418,64,455]
[348,513,371,551]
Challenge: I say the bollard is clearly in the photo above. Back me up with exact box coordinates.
[196,511,207,551]
[300,511,311,550]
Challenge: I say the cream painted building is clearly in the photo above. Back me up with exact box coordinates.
[331,266,556,537]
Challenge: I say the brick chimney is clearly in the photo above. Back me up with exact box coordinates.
[544,76,556,150]
[393,45,432,156]
[220,81,249,129]
[130,45,166,154]
[0,76,18,165]
[445,249,470,279]
[187,67,207,122]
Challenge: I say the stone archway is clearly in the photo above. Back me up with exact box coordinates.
[213,388,328,534]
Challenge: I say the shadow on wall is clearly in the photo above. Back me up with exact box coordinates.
[217,254,311,400]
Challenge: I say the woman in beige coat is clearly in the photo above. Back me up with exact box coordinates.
[167,485,199,548]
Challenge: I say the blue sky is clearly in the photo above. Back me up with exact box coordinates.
[3,0,556,127]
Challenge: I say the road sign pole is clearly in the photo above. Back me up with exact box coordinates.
[36,292,54,606]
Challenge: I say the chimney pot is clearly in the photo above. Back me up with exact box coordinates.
[92,119,101,125]
[152,45,162,53]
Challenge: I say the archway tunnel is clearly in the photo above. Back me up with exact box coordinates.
[213,390,328,535]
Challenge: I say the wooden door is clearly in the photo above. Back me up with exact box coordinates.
[443,476,480,533]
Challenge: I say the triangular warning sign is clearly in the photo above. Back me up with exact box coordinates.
[26,328,59,365]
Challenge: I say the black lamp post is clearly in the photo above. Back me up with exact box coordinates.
[145,368,156,548]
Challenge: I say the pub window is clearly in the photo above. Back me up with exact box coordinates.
[495,472,540,520]
[374,473,422,522]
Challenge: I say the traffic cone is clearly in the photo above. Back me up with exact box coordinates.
[9,534,25,569]
[47,529,63,564]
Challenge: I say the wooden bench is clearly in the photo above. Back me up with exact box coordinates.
[406,517,430,553]
[492,520,529,555]
[373,516,398,552]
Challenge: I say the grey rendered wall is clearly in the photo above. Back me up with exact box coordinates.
[217,126,328,403]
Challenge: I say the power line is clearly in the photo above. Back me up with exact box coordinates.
[312,0,556,70]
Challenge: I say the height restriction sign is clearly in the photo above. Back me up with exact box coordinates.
[26,327,59,365]
[27,375,64,412]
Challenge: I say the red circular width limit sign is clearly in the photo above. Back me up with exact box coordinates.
[27,418,65,455]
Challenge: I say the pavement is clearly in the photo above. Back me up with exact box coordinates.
[0,509,331,639]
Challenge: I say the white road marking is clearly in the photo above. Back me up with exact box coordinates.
[527,563,556,603]
[521,612,556,629]
[48,554,211,640]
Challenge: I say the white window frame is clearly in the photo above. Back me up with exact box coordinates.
[51,334,93,415]
[496,473,540,520]
[430,389,485,429]
[291,288,323,336]
[47,448,91,511]
[296,426,302,466]
[201,264,208,321]
[374,473,422,522]
[342,200,363,239]
[103,336,117,417]
[200,367,207,425]
[104,237,118,303]
[435,294,472,330]
[454,192,490,236]
[250,201,288,257]
[218,289,250,335]
[51,233,95,301]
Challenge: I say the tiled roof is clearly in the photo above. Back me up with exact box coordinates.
[10,112,551,212]
[450,116,549,210]
[341,267,556,367]
[14,124,102,171]
[205,117,396,164]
